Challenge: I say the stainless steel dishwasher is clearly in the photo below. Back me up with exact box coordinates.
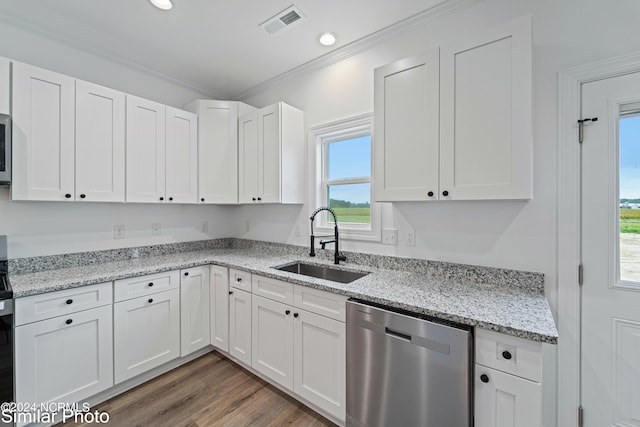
[346,299,472,427]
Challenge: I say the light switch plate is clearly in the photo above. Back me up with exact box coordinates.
[407,229,416,246]
[382,228,398,245]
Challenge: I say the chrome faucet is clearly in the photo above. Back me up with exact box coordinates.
[309,206,347,265]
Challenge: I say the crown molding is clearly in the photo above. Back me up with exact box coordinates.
[233,0,484,101]
[0,11,227,100]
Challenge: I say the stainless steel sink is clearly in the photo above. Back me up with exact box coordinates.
[275,262,368,284]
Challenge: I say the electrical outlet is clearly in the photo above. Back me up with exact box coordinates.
[245,219,251,232]
[382,228,398,245]
[114,225,125,239]
[201,221,209,233]
[151,223,161,236]
[295,223,302,237]
[406,229,416,246]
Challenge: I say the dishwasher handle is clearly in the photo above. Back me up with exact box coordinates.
[385,327,412,342]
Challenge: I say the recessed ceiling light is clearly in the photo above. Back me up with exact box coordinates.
[318,32,337,46]
[150,0,172,10]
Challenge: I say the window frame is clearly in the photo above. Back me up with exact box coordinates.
[309,113,381,242]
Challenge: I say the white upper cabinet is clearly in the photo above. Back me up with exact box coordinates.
[239,102,304,204]
[75,80,126,202]
[373,15,532,202]
[11,62,75,201]
[0,57,9,115]
[185,100,255,204]
[126,95,166,203]
[165,106,197,204]
[374,50,440,201]
[440,15,532,200]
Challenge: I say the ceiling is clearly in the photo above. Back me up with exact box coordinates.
[0,0,448,99]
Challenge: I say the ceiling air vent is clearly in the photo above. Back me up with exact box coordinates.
[260,5,305,34]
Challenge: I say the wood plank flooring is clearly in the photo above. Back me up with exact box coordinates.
[60,351,336,427]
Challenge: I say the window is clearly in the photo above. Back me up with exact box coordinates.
[310,113,381,241]
[619,107,640,283]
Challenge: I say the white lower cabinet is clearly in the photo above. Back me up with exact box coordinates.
[15,305,114,411]
[252,295,294,389]
[210,265,230,352]
[180,266,211,356]
[229,288,252,365]
[474,328,542,427]
[113,288,180,383]
[293,308,346,421]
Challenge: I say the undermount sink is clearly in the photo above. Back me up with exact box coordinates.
[275,262,368,284]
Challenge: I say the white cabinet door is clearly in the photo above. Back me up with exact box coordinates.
[165,106,197,204]
[126,95,166,203]
[252,294,293,390]
[440,15,532,200]
[373,50,440,202]
[75,80,125,202]
[195,100,240,204]
[113,289,180,383]
[15,305,113,406]
[474,365,541,427]
[11,62,75,201]
[258,104,281,204]
[0,56,9,115]
[210,265,229,352]
[294,309,346,421]
[180,266,210,356]
[238,111,259,203]
[229,288,252,365]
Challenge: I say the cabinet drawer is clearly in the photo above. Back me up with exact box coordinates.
[475,328,542,382]
[230,268,251,292]
[114,270,180,302]
[252,275,293,305]
[15,282,112,326]
[294,285,347,322]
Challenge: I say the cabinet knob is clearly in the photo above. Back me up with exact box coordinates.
[502,350,512,360]
[184,272,189,276]
[160,197,164,201]
[201,198,205,202]
[285,310,291,315]
[293,313,299,318]
[252,197,257,201]
[65,193,72,199]
[66,299,73,305]
[480,374,489,383]
[257,197,262,201]
[427,191,434,197]
[148,282,154,287]
[236,277,242,282]
[442,190,449,197]
[229,291,233,295]
[65,319,73,325]
[148,298,153,303]
[169,197,173,201]
[80,194,86,199]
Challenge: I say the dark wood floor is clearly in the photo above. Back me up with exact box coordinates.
[61,351,336,427]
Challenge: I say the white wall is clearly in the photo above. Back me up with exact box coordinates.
[0,21,239,258]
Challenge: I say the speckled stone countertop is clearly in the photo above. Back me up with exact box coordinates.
[8,241,558,344]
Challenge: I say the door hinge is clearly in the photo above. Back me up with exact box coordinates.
[578,405,584,427]
[578,117,598,143]
[578,264,584,286]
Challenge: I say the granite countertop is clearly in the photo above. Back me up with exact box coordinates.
[8,247,558,344]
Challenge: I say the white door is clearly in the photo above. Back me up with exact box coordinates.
[11,62,75,201]
[15,305,113,406]
[373,50,440,202]
[229,288,252,365]
[166,106,197,204]
[581,72,640,426]
[258,103,281,203]
[180,266,210,356]
[238,111,259,203]
[210,265,230,352]
[113,289,180,383]
[439,15,532,200]
[252,294,293,390]
[197,100,239,204]
[75,80,125,202]
[126,95,166,203]
[294,309,345,420]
